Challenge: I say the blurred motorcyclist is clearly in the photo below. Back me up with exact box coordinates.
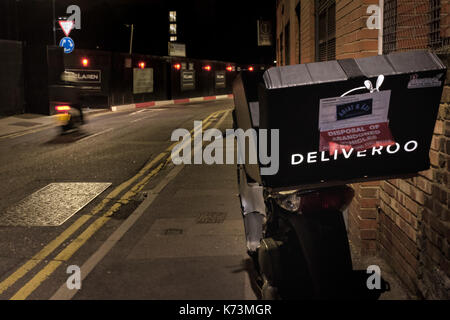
[60,70,85,125]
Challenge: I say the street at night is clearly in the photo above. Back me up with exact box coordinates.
[0,0,449,311]
[0,99,263,300]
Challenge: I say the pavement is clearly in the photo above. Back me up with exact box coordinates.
[0,99,412,300]
[349,241,415,300]
[60,164,258,299]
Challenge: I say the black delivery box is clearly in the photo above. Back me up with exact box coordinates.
[233,51,447,191]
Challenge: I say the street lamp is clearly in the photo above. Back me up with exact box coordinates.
[124,24,134,54]
[52,0,56,45]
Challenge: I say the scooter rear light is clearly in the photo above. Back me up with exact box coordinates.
[56,105,71,112]
[299,186,354,214]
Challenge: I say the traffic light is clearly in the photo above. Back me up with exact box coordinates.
[81,58,89,67]
[226,66,233,72]
[173,63,181,70]
[248,66,254,71]
[203,65,211,71]
[138,61,146,69]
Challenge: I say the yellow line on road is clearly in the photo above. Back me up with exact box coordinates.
[7,108,227,300]
[215,110,231,129]
[165,109,227,164]
[164,109,223,153]
[0,214,91,295]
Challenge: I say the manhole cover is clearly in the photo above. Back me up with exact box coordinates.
[10,121,42,127]
[164,228,183,235]
[0,182,111,226]
[196,212,227,224]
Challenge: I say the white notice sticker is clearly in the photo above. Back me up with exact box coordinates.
[408,74,443,89]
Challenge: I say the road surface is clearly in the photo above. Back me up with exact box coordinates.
[0,99,259,300]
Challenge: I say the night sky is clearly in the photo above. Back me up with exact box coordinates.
[15,0,275,65]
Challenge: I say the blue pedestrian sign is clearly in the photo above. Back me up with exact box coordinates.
[59,37,75,54]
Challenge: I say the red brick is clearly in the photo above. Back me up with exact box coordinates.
[358,217,377,229]
[434,120,444,135]
[419,169,433,181]
[441,87,450,104]
[359,208,378,219]
[383,182,396,197]
[359,197,379,208]
[415,176,433,194]
[404,196,420,217]
[360,229,377,240]
[359,186,379,198]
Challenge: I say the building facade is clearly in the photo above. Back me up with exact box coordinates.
[276,0,449,299]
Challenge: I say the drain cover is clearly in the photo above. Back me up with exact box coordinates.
[0,182,111,226]
[196,212,227,224]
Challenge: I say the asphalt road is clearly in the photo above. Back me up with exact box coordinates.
[0,99,259,300]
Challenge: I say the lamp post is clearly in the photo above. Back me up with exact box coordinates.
[52,0,56,45]
[125,24,134,54]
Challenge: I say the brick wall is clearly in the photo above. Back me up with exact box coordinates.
[276,0,315,65]
[378,0,450,299]
[395,0,430,51]
[275,0,450,299]
[299,0,315,63]
[336,0,379,60]
[378,75,450,298]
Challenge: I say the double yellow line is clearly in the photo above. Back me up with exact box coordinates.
[0,108,230,300]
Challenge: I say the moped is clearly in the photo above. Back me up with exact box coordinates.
[54,103,84,133]
[232,71,389,300]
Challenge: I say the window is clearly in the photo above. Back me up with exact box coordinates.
[285,22,290,65]
[383,0,397,54]
[383,0,449,54]
[280,32,284,65]
[169,11,177,22]
[169,23,177,35]
[429,0,449,51]
[296,3,301,63]
[277,37,280,65]
[316,0,336,62]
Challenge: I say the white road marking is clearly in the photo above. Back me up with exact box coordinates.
[129,110,146,116]
[75,128,113,143]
